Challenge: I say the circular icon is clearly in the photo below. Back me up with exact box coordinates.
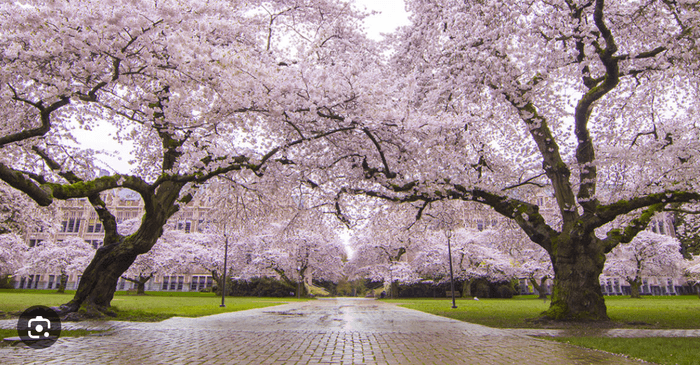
[17,305,61,349]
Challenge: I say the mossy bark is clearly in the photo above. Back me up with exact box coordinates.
[543,236,609,321]
[58,181,184,316]
[58,244,139,316]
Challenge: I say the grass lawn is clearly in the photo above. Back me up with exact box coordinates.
[550,337,700,365]
[385,295,700,329]
[0,289,308,321]
[386,295,700,365]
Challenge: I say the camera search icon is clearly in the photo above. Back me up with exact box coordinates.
[17,305,61,349]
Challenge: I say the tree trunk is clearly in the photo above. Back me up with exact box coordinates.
[296,280,308,297]
[462,279,472,298]
[529,277,548,299]
[543,236,609,321]
[389,281,399,299]
[136,280,146,295]
[56,273,68,294]
[58,244,139,317]
[629,278,641,299]
[122,274,152,295]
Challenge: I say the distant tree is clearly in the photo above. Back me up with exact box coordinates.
[348,204,423,298]
[604,231,684,298]
[19,237,94,293]
[413,228,515,297]
[500,223,554,299]
[683,255,700,298]
[0,233,28,287]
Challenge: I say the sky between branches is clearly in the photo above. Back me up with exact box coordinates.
[70,0,410,175]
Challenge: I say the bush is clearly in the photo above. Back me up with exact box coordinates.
[227,277,294,297]
[0,275,15,289]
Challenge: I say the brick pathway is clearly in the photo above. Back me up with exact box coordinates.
[0,298,650,364]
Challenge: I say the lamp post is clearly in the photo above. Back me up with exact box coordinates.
[220,234,229,308]
[447,230,457,309]
[297,266,301,299]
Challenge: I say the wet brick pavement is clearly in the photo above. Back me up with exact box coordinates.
[1,298,653,364]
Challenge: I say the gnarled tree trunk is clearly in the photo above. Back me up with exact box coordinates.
[58,181,183,317]
[544,236,608,321]
[60,245,138,316]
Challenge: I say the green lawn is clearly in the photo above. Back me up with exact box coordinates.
[550,337,700,365]
[386,295,700,365]
[385,295,700,329]
[0,289,307,321]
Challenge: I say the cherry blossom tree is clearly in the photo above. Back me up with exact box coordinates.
[499,222,554,299]
[683,255,700,298]
[348,204,425,298]
[413,228,516,297]
[0,234,28,285]
[120,229,206,294]
[0,182,57,235]
[0,0,382,315]
[249,203,347,297]
[604,231,683,298]
[336,0,700,320]
[19,237,95,293]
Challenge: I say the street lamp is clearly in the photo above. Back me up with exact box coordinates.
[446,230,457,309]
[297,266,301,299]
[220,234,229,308]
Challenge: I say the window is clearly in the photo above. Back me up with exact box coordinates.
[476,219,484,231]
[28,239,43,248]
[87,219,103,233]
[24,274,41,289]
[177,220,192,233]
[48,275,55,289]
[88,240,103,249]
[61,211,83,233]
[162,276,185,291]
[75,275,82,290]
[191,276,213,291]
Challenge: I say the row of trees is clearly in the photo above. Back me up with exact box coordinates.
[3,198,697,300]
[1,0,699,321]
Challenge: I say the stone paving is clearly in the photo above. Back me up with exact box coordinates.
[0,298,656,364]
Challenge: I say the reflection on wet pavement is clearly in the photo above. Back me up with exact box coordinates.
[0,298,647,364]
